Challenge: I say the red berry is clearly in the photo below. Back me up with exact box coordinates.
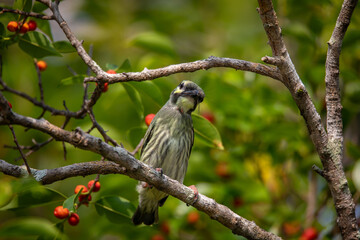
[233,197,244,208]
[7,21,18,32]
[300,227,318,240]
[215,162,231,179]
[68,213,80,226]
[151,234,165,240]
[74,185,88,194]
[36,60,47,72]
[145,113,155,126]
[106,69,117,74]
[53,206,70,219]
[8,101,12,109]
[187,211,200,224]
[27,20,37,31]
[88,180,101,192]
[79,194,92,203]
[160,221,170,235]
[102,82,109,92]
[202,112,215,124]
[19,22,29,34]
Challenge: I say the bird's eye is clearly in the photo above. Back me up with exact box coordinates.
[179,82,184,89]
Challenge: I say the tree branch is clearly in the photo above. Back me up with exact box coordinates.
[257,0,359,239]
[0,159,125,184]
[84,56,283,84]
[0,7,54,20]
[0,102,280,240]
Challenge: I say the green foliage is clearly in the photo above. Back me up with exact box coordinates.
[0,1,360,240]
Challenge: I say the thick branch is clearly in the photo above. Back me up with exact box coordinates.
[84,56,283,83]
[323,0,359,238]
[325,0,358,141]
[0,108,280,240]
[257,0,359,239]
[0,159,125,184]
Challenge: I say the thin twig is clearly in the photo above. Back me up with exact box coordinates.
[0,7,54,20]
[87,108,119,146]
[8,125,32,176]
[130,138,144,156]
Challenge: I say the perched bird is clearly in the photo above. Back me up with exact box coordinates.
[132,80,205,225]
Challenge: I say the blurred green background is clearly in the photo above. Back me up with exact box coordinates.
[0,0,360,239]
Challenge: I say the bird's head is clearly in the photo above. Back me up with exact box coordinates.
[170,80,205,114]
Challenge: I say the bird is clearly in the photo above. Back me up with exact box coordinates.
[132,80,205,226]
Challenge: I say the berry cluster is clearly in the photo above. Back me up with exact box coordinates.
[7,20,37,34]
[53,179,101,226]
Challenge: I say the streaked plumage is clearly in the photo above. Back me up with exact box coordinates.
[132,80,205,225]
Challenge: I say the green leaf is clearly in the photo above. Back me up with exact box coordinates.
[13,0,33,13]
[122,82,144,119]
[127,127,147,149]
[32,2,48,13]
[36,18,53,41]
[53,41,76,53]
[18,32,61,58]
[59,75,86,86]
[0,23,5,37]
[0,179,13,208]
[118,58,132,72]
[130,31,176,56]
[62,194,77,212]
[95,196,136,224]
[0,218,64,239]
[192,113,224,150]
[128,81,164,107]
[0,186,65,210]
[106,63,119,71]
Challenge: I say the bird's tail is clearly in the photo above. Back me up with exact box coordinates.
[132,204,158,225]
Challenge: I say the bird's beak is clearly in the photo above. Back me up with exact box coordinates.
[182,90,204,103]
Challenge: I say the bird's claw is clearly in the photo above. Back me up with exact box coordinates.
[155,168,163,176]
[187,185,199,206]
[141,182,153,189]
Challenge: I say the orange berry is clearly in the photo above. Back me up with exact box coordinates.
[145,113,155,126]
[283,222,300,236]
[74,185,88,194]
[151,234,165,240]
[53,206,70,219]
[19,22,29,34]
[106,69,117,74]
[160,221,170,235]
[27,20,37,31]
[187,211,200,224]
[87,180,101,192]
[215,162,231,179]
[36,60,47,72]
[68,213,80,226]
[7,21,18,32]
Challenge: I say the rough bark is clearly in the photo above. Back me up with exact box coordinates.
[258,0,359,239]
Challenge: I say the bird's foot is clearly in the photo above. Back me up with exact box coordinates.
[141,182,153,189]
[187,185,199,206]
[155,168,163,176]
